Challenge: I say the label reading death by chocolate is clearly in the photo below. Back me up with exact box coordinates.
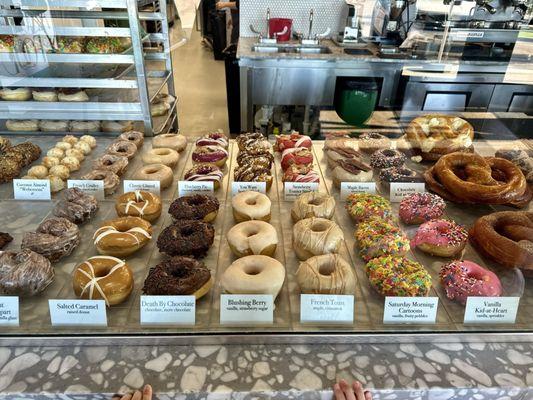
[49,300,107,327]
[13,179,51,200]
[123,180,160,195]
[140,296,195,326]
[300,294,354,323]
[67,180,105,200]
[389,182,425,202]
[464,297,519,324]
[284,182,319,201]
[220,295,273,324]
[178,181,214,197]
[340,182,376,201]
[232,182,266,196]
[0,297,19,326]
[383,297,438,324]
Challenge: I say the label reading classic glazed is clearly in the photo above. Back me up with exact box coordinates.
[340,182,376,201]
[0,297,19,326]
[464,297,520,324]
[123,180,160,195]
[389,182,425,202]
[220,295,273,324]
[383,297,438,324]
[13,179,51,200]
[284,182,319,201]
[300,295,354,323]
[232,182,266,196]
[49,300,107,326]
[178,181,214,197]
[67,180,105,200]
[140,296,195,326]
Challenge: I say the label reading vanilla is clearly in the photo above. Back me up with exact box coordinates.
[13,179,51,200]
[0,297,19,326]
[123,180,160,195]
[389,182,425,202]
[232,182,267,196]
[220,295,273,324]
[140,296,195,325]
[464,297,519,324]
[340,182,376,201]
[300,295,354,323]
[49,300,107,326]
[178,181,214,197]
[284,182,319,201]
[383,297,438,324]
[67,180,105,200]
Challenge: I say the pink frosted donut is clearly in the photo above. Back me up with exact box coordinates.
[192,145,228,167]
[411,219,468,258]
[196,132,228,149]
[440,260,502,305]
[399,192,446,225]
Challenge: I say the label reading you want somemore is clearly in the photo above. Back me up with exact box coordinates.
[49,300,107,326]
[13,179,51,200]
[220,295,273,324]
[384,297,438,324]
[300,294,354,323]
[232,181,266,196]
[464,297,520,324]
[140,296,196,325]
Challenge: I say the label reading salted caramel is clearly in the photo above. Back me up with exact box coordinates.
[300,295,354,323]
[464,297,519,324]
[13,179,51,201]
[49,300,107,327]
[389,182,425,202]
[123,180,160,195]
[140,296,195,325]
[284,182,319,201]
[340,182,376,201]
[232,182,267,196]
[67,180,105,200]
[220,294,273,324]
[383,297,438,324]
[0,297,19,326]
[178,181,214,197]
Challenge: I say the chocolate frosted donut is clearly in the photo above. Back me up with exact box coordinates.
[370,149,406,169]
[53,187,99,224]
[234,164,273,189]
[22,217,80,262]
[157,220,215,258]
[82,169,120,196]
[106,140,137,160]
[236,132,265,149]
[118,130,144,148]
[379,166,422,183]
[0,249,54,296]
[93,154,129,176]
[143,256,212,298]
[168,195,220,222]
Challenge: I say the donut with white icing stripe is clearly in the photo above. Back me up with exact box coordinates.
[115,191,162,222]
[275,133,312,152]
[93,216,152,257]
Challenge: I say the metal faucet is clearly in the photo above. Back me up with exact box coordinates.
[294,9,331,45]
[308,9,314,40]
[250,8,277,44]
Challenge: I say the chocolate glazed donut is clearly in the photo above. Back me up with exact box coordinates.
[168,195,220,222]
[22,217,80,262]
[157,220,215,258]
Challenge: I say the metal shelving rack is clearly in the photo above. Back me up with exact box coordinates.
[0,0,178,136]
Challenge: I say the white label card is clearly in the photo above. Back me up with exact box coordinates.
[232,182,266,196]
[13,179,51,200]
[178,181,214,197]
[49,300,107,327]
[220,295,273,324]
[390,182,426,202]
[140,296,195,326]
[300,295,354,324]
[123,180,160,196]
[464,297,520,324]
[67,180,105,200]
[0,297,19,326]
[340,182,376,201]
[284,182,319,201]
[383,297,438,324]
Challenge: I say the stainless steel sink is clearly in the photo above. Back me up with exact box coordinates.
[251,44,331,54]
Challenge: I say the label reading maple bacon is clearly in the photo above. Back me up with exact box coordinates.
[340,182,376,201]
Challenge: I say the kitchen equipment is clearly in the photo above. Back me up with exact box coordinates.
[334,79,378,126]
[344,4,359,43]
[269,18,293,42]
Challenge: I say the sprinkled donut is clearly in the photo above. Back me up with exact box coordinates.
[355,218,410,261]
[411,219,468,257]
[345,193,392,223]
[370,149,406,169]
[399,193,446,225]
[168,194,220,222]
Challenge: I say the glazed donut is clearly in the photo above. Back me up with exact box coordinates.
[65,149,85,162]
[282,164,320,183]
[232,191,271,222]
[281,147,313,170]
[53,187,99,225]
[0,249,54,296]
[82,170,120,196]
[70,120,100,133]
[134,164,173,190]
[196,132,228,148]
[80,135,97,149]
[220,255,285,299]
[58,88,89,102]
[355,218,410,261]
[142,147,179,168]
[370,149,406,169]
[439,260,502,305]
[118,130,144,148]
[192,145,228,167]
[143,256,213,299]
[32,88,58,102]
[61,156,80,172]
[74,141,92,155]
[332,158,373,188]
[291,192,335,222]
[345,193,392,223]
[22,217,80,262]
[184,163,223,190]
[157,219,215,258]
[234,164,273,190]
[168,194,220,222]
[106,140,137,160]
[296,254,355,295]
[73,256,133,306]
[27,165,48,179]
[292,217,344,261]
[116,191,162,222]
[102,120,133,133]
[39,120,69,132]
[358,132,391,154]
[42,156,60,169]
[93,154,128,176]
[153,133,187,153]
[399,193,446,225]
[93,216,152,257]
[275,133,312,152]
[411,219,468,257]
[0,87,31,101]
[227,220,278,258]
[6,120,39,131]
[49,165,70,180]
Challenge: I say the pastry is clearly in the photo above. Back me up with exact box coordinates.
[49,165,70,180]
[345,193,392,223]
[399,193,446,225]
[116,191,162,223]
[93,154,128,176]
[0,232,13,249]
[281,147,313,170]
[27,166,48,179]
[358,132,391,154]
[227,220,278,258]
[82,170,120,196]
[291,192,335,222]
[70,121,100,133]
[80,135,97,149]
[196,132,229,148]
[0,249,54,296]
[192,145,228,167]
[65,149,85,162]
[282,164,320,183]
[275,133,312,152]
[496,149,533,184]
[324,145,362,168]
[53,141,71,151]
[0,35,15,52]
[62,135,78,145]
[142,148,179,168]
[102,120,134,133]
[53,187,98,224]
[54,37,84,53]
[86,37,123,53]
[74,141,92,155]
[411,219,468,257]
[106,140,137,160]
[184,163,223,190]
[153,133,187,152]
[48,175,66,193]
[355,218,410,261]
[0,136,11,153]
[232,191,271,222]
[47,148,64,160]
[370,149,406,169]
[168,194,220,222]
[42,156,60,169]
[292,217,344,261]
[93,216,152,257]
[6,120,39,131]
[296,254,355,295]
[57,88,89,102]
[118,130,144,148]
[379,166,422,190]
[236,152,274,169]
[39,120,69,132]
[134,164,173,190]
[0,87,31,101]
[236,132,269,151]
[157,219,215,258]
[151,100,171,117]
[234,164,273,190]
[32,88,58,102]
[61,156,80,172]
[332,158,373,188]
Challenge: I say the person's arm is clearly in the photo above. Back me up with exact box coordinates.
[216,1,236,10]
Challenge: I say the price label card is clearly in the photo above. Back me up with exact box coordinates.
[284,182,319,201]
[67,180,105,200]
[389,182,425,202]
[0,297,19,326]
[13,179,51,200]
[300,295,354,324]
[464,297,520,324]
[178,181,214,197]
[49,300,107,327]
[232,182,267,196]
[384,297,438,324]
[123,180,160,195]
[340,182,376,201]
[220,295,273,325]
[140,296,195,326]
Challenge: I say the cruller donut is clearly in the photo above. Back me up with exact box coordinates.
[292,217,344,261]
[291,192,335,222]
[296,254,355,295]
[115,191,162,222]
[22,217,80,262]
[227,220,278,258]
[232,191,271,222]
[93,216,152,257]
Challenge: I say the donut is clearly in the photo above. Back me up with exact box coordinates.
[358,132,391,154]
[192,145,228,167]
[411,219,468,257]
[143,256,213,299]
[0,249,54,296]
[102,121,134,133]
[116,191,162,222]
[70,120,100,133]
[237,132,268,150]
[184,163,223,190]
[168,194,220,222]
[0,232,13,250]
[366,255,432,297]
[153,133,187,152]
[281,147,313,170]
[118,130,144,148]
[73,256,133,306]
[399,193,446,225]
[296,254,355,294]
[58,88,89,102]
[106,140,137,160]
[0,87,31,101]
[80,135,97,148]
[49,165,70,180]
[345,193,392,223]
[275,133,312,152]
[53,187,99,224]
[324,146,363,168]
[220,255,285,299]
[65,149,85,162]
[227,220,278,258]
[196,132,229,148]
[239,139,272,156]
[134,164,173,190]
[291,192,335,222]
[61,156,80,172]
[439,260,502,305]
[21,217,80,262]
[237,152,273,169]
[39,120,69,132]
[48,175,66,193]
[151,100,170,117]
[232,191,271,222]
[74,141,92,155]
[6,120,39,131]
[355,218,410,261]
[379,166,422,189]
[93,216,152,257]
[142,147,179,168]
[282,164,320,183]
[234,164,273,190]
[370,149,406,169]
[0,136,11,153]
[0,35,14,52]
[86,37,124,54]
[42,156,60,169]
[292,217,344,261]
[55,141,72,151]
[27,165,48,179]
[157,219,215,258]
[32,88,58,102]
[93,154,128,176]
[82,170,120,196]
[332,158,373,188]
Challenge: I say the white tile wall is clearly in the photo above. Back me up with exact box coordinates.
[239,0,347,38]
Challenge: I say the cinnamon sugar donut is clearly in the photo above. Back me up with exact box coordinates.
[142,148,179,168]
[106,140,137,160]
[134,164,173,190]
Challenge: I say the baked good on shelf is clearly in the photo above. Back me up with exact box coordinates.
[324,145,363,168]
[143,256,213,299]
[291,192,335,222]
[39,120,69,132]
[53,187,99,224]
[153,133,187,152]
[93,216,152,257]
[32,88,58,102]
[236,132,268,151]
[86,37,123,54]
[102,120,134,133]
[134,164,173,190]
[74,141,92,156]
[411,219,468,257]
[6,120,39,131]
[399,192,446,225]
[82,170,120,196]
[0,232,12,249]
[61,156,80,172]
[355,218,410,261]
[9,142,41,165]
[70,120,101,133]
[106,140,137,160]
[73,256,133,306]
[196,132,229,148]
[332,158,373,188]
[22,217,80,262]
[234,164,273,190]
[0,35,15,52]
[157,219,215,258]
[142,147,179,168]
[184,163,222,190]
[192,145,228,167]
[116,191,162,223]
[296,254,355,295]
[495,149,533,184]
[151,100,171,117]
[54,37,84,53]
[47,148,64,160]
[282,164,320,183]
[358,132,391,154]
[370,149,406,169]
[0,136,10,152]
[0,155,21,182]
[54,141,72,151]
[93,154,128,176]
[0,87,31,101]
[366,255,432,297]
[118,130,144,148]
[275,133,312,152]
[42,156,60,169]
[168,194,220,222]
[232,191,271,222]
[65,148,85,162]
[470,211,533,272]
[345,193,392,223]
[379,166,422,191]
[220,255,285,299]
[58,88,89,102]
[237,152,274,169]
[292,217,343,261]
[27,165,48,179]
[48,175,66,193]
[281,147,313,170]
[0,141,42,182]
[227,220,278,258]
[62,135,78,145]
[80,135,97,148]
[439,260,502,305]
[0,249,54,296]
[49,164,70,180]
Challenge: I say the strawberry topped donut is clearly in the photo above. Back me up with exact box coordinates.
[282,164,319,183]
[399,192,446,225]
[275,133,312,152]
[281,147,313,170]
[411,219,468,257]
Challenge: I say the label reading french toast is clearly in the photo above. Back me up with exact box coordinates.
[300,295,354,323]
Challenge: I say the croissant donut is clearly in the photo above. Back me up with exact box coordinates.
[470,211,533,272]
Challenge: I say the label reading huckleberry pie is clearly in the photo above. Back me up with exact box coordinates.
[284,182,318,201]
[178,181,214,197]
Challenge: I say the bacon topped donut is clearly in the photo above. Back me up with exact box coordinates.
[275,133,312,152]
[281,147,313,171]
